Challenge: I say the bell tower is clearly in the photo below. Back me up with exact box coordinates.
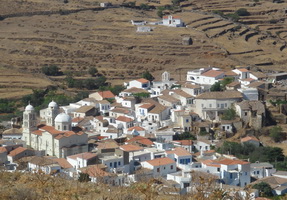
[22,103,37,146]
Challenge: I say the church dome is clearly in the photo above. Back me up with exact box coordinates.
[54,113,72,123]
[48,100,58,108]
[25,104,34,111]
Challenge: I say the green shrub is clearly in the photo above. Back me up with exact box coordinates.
[235,8,250,16]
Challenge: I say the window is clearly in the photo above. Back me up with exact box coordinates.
[245,172,247,176]
[225,103,227,107]
[201,104,204,108]
[209,104,212,108]
[157,168,160,172]
[118,161,121,165]
[230,173,233,179]
[217,168,220,172]
[244,112,248,116]
[171,165,173,170]
[186,119,189,123]
[110,163,112,167]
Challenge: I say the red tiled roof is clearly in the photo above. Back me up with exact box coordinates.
[238,68,249,72]
[127,136,154,146]
[82,165,113,177]
[140,103,155,109]
[136,78,149,83]
[241,136,259,142]
[32,130,43,136]
[128,126,145,132]
[0,147,7,153]
[120,144,144,152]
[97,91,115,99]
[97,136,108,140]
[72,117,84,123]
[217,158,249,165]
[116,116,133,122]
[201,70,224,78]
[146,157,175,166]
[8,147,28,157]
[166,147,192,157]
[53,158,72,169]
[38,125,63,135]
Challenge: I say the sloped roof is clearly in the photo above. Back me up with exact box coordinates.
[127,136,154,146]
[128,126,145,131]
[53,158,73,169]
[8,147,29,157]
[97,91,115,99]
[116,116,133,122]
[122,87,149,94]
[241,136,259,143]
[172,89,193,98]
[136,78,149,83]
[75,106,95,113]
[183,83,201,89]
[217,158,249,165]
[81,164,113,177]
[201,70,224,78]
[67,152,97,160]
[3,128,22,135]
[145,157,175,166]
[120,144,144,152]
[196,91,243,99]
[158,95,180,103]
[236,100,265,114]
[166,147,192,157]
[172,140,193,146]
[149,104,168,114]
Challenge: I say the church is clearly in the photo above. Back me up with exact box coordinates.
[22,101,88,158]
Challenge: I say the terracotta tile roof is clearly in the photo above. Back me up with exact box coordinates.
[120,144,144,152]
[195,91,243,100]
[38,124,63,135]
[250,71,267,79]
[136,78,149,83]
[82,164,113,177]
[166,147,191,157]
[127,136,154,146]
[248,81,265,88]
[201,70,224,78]
[8,147,28,157]
[0,147,7,153]
[32,130,43,136]
[201,160,221,168]
[29,156,56,166]
[97,136,108,140]
[238,68,249,72]
[128,126,145,131]
[52,158,72,169]
[72,117,84,123]
[225,70,238,76]
[110,107,130,114]
[67,152,97,160]
[146,157,175,166]
[241,136,259,142]
[173,140,193,146]
[140,103,155,109]
[217,158,249,165]
[97,91,115,99]
[116,116,133,122]
[97,139,119,149]
[98,100,110,104]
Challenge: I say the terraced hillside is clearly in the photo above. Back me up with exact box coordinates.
[1,0,287,98]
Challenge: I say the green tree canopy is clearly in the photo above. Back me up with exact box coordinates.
[252,182,273,197]
[42,65,62,76]
[210,82,222,91]
[236,8,250,16]
[142,71,154,82]
[221,108,236,120]
[88,66,98,77]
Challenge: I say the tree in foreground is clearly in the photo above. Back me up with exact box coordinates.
[252,182,273,197]
[142,71,155,81]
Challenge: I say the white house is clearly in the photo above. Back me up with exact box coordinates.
[67,152,97,170]
[166,147,192,166]
[162,15,184,27]
[186,67,224,85]
[127,78,150,89]
[232,68,250,80]
[250,162,276,179]
[141,157,176,177]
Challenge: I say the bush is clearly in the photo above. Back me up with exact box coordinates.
[235,8,250,16]
[42,65,62,76]
[88,67,98,77]
[212,10,224,17]
[269,126,284,142]
[270,19,278,24]
[141,71,154,81]
[225,13,240,22]
[221,108,236,120]
[140,3,150,10]
[210,82,222,91]
[252,182,273,197]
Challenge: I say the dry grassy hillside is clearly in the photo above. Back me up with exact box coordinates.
[1,0,287,97]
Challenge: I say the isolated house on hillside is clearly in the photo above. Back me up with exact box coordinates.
[127,78,150,90]
[162,15,184,27]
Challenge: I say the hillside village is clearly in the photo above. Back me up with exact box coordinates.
[1,66,287,198]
